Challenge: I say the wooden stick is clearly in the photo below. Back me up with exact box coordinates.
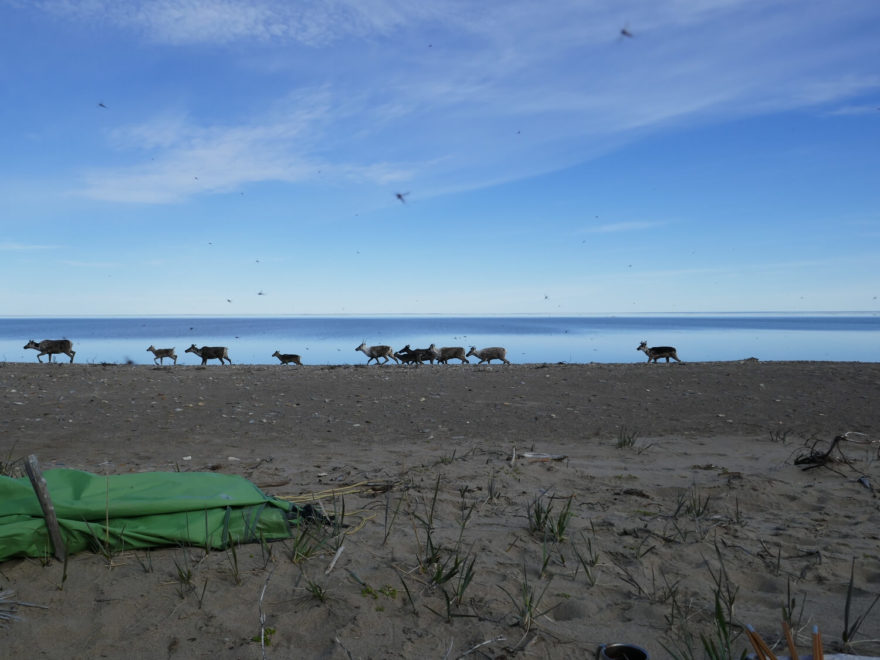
[782,621,799,660]
[746,627,768,660]
[747,625,778,660]
[24,455,66,562]
[812,625,823,660]
[757,635,778,660]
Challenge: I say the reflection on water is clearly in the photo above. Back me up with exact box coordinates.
[1,316,878,364]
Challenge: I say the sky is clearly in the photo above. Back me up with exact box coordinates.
[1,0,879,316]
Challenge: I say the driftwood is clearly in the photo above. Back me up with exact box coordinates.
[794,435,847,471]
[520,452,568,462]
[794,434,875,493]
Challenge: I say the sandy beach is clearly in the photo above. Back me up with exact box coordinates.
[1,360,879,659]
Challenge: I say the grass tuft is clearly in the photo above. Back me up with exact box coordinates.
[499,561,557,632]
[616,426,640,449]
[527,493,573,543]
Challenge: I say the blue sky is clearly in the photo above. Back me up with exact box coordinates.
[1,0,878,316]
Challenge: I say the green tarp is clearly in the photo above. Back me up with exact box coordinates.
[0,469,296,561]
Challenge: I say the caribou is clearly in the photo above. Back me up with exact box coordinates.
[272,351,302,365]
[185,344,232,365]
[436,346,469,364]
[356,341,399,365]
[24,339,75,363]
[637,341,681,363]
[147,345,177,365]
[394,344,437,365]
[466,346,510,365]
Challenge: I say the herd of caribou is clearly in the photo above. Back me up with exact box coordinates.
[22,338,682,365]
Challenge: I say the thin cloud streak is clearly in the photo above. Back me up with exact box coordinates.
[0,241,61,251]
[825,104,880,116]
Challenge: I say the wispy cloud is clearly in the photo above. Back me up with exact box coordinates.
[80,88,416,202]
[34,0,879,203]
[82,120,312,203]
[826,103,880,116]
[31,0,439,46]
[0,241,61,251]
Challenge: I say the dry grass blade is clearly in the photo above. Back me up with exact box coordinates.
[0,590,21,626]
[0,590,48,626]
[257,566,276,660]
[457,635,506,658]
[843,558,880,650]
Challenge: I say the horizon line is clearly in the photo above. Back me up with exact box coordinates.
[1,310,878,320]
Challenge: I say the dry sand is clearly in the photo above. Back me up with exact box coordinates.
[1,360,879,659]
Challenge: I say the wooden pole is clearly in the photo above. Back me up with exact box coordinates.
[24,455,67,561]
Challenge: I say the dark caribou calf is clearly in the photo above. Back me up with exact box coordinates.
[272,350,302,365]
[394,344,437,365]
[394,346,421,364]
[637,341,681,363]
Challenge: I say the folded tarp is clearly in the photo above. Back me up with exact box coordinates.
[0,469,295,561]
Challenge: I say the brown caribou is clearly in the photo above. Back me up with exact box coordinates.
[185,344,232,365]
[24,339,75,363]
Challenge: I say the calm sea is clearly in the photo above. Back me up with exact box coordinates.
[1,315,878,365]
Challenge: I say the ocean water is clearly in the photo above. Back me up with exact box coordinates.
[1,315,878,365]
